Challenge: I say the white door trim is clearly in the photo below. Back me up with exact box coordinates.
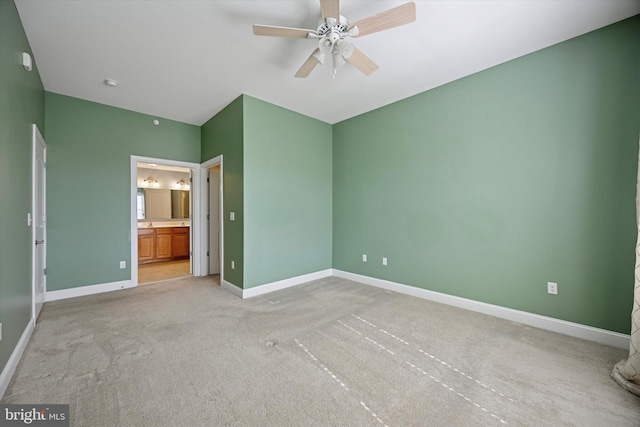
[200,156,224,282]
[31,124,46,321]
[130,155,202,285]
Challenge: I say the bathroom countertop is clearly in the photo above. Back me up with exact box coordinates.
[137,222,190,229]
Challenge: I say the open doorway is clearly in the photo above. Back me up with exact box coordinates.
[208,165,221,276]
[130,156,202,286]
[201,156,223,283]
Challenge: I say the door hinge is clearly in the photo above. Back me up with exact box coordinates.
[207,214,210,220]
[206,251,209,257]
[43,162,47,169]
[189,177,192,183]
[44,268,47,276]
[207,177,210,183]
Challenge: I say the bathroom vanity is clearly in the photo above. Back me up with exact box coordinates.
[138,226,190,264]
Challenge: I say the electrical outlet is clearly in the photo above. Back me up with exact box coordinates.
[362,254,367,262]
[119,261,126,269]
[231,260,235,270]
[230,212,235,221]
[382,257,388,266]
[547,282,558,295]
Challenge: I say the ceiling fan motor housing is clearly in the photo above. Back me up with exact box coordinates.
[317,15,350,54]
[317,15,349,36]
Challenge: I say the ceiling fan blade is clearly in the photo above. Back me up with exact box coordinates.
[349,2,416,37]
[253,25,315,38]
[320,0,340,21]
[344,47,379,76]
[295,49,321,78]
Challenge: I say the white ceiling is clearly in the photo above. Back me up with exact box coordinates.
[15,0,640,126]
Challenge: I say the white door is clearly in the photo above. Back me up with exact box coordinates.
[32,125,46,320]
[208,166,220,274]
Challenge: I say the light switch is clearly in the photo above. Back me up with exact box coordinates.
[230,212,235,221]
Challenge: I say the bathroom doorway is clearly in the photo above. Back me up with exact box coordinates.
[131,156,202,286]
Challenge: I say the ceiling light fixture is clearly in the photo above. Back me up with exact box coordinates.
[104,78,118,87]
[152,119,160,126]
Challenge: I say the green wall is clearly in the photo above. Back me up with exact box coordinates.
[243,96,332,288]
[44,93,200,291]
[2,6,637,387]
[0,0,45,376]
[201,95,244,287]
[333,16,640,334]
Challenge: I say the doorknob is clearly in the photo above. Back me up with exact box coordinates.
[35,240,44,245]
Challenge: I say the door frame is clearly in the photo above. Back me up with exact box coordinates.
[31,124,46,320]
[200,156,224,282]
[130,155,202,285]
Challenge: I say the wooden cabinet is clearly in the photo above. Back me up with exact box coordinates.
[137,227,190,264]
[173,227,190,258]
[155,228,173,259]
[138,228,154,262]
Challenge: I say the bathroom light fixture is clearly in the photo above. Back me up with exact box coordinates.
[142,176,159,187]
[104,78,118,87]
[176,179,190,189]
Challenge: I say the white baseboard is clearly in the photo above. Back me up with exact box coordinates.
[38,270,631,349]
[333,269,631,349]
[0,317,35,400]
[46,280,134,302]
[221,280,243,298]
[242,269,333,299]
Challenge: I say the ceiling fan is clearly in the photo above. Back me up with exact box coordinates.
[253,0,416,78]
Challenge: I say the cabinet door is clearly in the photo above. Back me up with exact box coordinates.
[138,229,154,263]
[156,228,173,259]
[173,227,190,258]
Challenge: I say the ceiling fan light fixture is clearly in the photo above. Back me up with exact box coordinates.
[253,1,416,78]
[313,51,326,65]
[340,41,355,59]
[319,39,333,54]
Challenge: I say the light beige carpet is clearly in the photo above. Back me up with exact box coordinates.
[3,276,639,426]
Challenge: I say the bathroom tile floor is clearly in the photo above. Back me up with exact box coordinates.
[138,259,190,285]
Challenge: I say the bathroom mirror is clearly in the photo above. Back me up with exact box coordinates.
[137,188,190,220]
